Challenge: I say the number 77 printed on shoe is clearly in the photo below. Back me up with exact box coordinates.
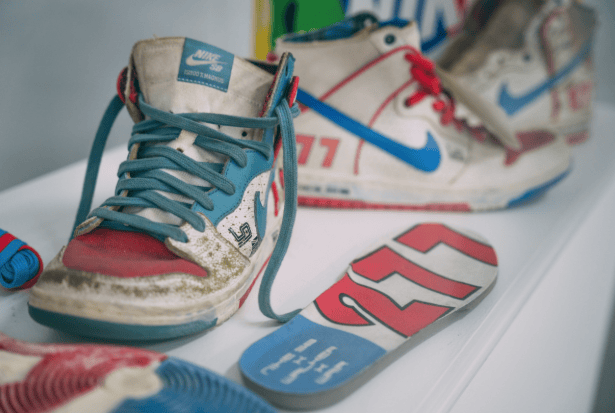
[240,223,497,410]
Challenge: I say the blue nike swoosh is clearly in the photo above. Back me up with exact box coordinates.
[498,39,593,116]
[296,89,441,172]
[254,191,267,242]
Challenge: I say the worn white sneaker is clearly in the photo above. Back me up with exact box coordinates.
[29,37,301,340]
[438,0,597,147]
[273,13,570,211]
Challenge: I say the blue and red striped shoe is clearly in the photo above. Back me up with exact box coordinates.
[0,229,42,290]
[0,333,276,413]
[29,37,301,341]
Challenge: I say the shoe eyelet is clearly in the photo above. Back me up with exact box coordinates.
[523,53,531,62]
[384,34,396,45]
[241,131,248,137]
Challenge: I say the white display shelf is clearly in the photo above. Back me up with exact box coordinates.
[1,103,614,413]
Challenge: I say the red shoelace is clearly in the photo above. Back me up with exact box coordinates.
[404,49,487,141]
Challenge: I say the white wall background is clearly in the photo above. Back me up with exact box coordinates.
[584,0,615,104]
[0,0,253,192]
[0,0,613,192]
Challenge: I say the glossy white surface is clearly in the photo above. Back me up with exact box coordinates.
[0,103,614,412]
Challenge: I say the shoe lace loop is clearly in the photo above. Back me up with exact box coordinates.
[404,50,478,135]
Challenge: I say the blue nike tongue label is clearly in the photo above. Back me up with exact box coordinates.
[178,38,234,92]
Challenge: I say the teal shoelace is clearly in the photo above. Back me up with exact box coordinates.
[73,94,301,322]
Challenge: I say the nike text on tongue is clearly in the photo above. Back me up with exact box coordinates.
[178,39,235,92]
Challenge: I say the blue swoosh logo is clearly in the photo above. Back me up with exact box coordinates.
[296,89,441,172]
[255,191,267,242]
[498,39,593,116]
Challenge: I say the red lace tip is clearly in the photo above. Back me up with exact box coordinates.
[430,78,442,95]
[116,67,128,105]
[433,101,446,111]
[406,95,421,106]
[287,76,299,107]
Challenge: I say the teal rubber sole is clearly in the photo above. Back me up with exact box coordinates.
[507,167,570,207]
[28,305,217,342]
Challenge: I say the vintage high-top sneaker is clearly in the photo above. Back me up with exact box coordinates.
[29,37,301,340]
[438,0,597,147]
[273,13,571,211]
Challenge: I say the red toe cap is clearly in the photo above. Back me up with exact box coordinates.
[62,228,208,278]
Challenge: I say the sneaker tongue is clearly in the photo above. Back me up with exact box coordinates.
[130,37,273,118]
[123,37,275,227]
